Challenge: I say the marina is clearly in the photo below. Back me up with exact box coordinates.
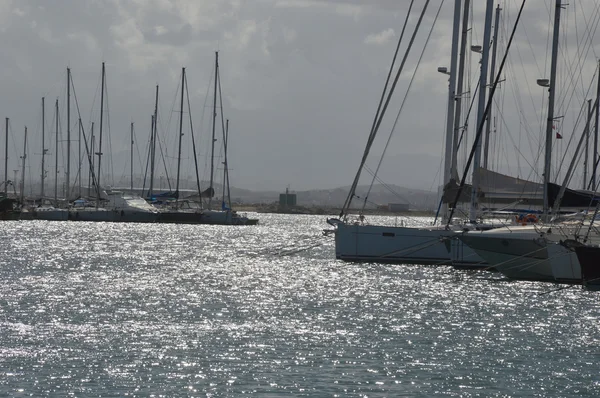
[2,0,600,395]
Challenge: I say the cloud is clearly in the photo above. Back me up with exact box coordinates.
[0,0,599,194]
[364,28,395,46]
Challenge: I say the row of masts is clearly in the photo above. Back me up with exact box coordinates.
[5,52,231,211]
[441,0,600,223]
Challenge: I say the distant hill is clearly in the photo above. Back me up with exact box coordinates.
[22,175,440,211]
[227,184,440,211]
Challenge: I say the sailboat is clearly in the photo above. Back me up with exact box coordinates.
[68,63,159,223]
[35,94,70,221]
[329,0,500,266]
[458,0,600,282]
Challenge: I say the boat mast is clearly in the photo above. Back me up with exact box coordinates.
[149,85,158,198]
[130,122,134,192]
[468,0,493,223]
[209,51,219,210]
[54,99,59,204]
[96,62,105,209]
[451,0,471,182]
[184,72,204,207]
[441,0,462,221]
[483,4,501,169]
[41,98,46,200]
[175,67,185,205]
[20,126,27,205]
[593,59,600,189]
[88,122,94,196]
[223,119,231,210]
[542,0,562,216]
[78,117,82,196]
[584,99,592,189]
[4,118,7,196]
[66,67,71,200]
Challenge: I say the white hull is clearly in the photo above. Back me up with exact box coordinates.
[546,242,581,283]
[449,235,489,268]
[71,209,158,223]
[201,210,252,225]
[334,222,484,266]
[459,227,555,281]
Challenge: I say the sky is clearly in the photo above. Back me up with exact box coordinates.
[1,0,600,194]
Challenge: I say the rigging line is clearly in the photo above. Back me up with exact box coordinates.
[156,131,173,192]
[185,72,204,206]
[166,75,183,173]
[156,78,181,191]
[456,81,480,150]
[360,0,444,214]
[494,101,541,180]
[501,18,542,161]
[133,123,145,186]
[69,76,100,198]
[362,164,411,204]
[103,73,115,187]
[556,74,598,178]
[217,59,228,206]
[579,0,600,60]
[555,7,600,132]
[340,0,416,217]
[141,117,153,197]
[346,0,434,215]
[446,0,527,227]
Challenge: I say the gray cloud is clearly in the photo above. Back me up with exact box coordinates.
[0,0,599,195]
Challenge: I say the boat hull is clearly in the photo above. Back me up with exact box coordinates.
[34,209,69,221]
[574,245,600,287]
[334,222,482,266]
[70,209,159,223]
[546,242,581,283]
[459,233,554,281]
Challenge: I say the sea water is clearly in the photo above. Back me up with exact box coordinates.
[0,214,599,397]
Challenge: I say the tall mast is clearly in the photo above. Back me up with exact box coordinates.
[54,99,59,204]
[149,85,158,198]
[542,0,562,216]
[209,51,219,210]
[88,122,94,196]
[130,122,134,192]
[451,0,471,182]
[41,98,46,199]
[96,62,105,208]
[584,99,592,189]
[184,72,204,208]
[468,0,494,223]
[175,67,185,204]
[441,0,462,221]
[78,117,82,196]
[20,126,27,204]
[224,119,231,210]
[66,67,71,200]
[593,59,600,189]
[483,4,501,169]
[4,118,8,196]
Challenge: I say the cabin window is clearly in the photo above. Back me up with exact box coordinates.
[382,232,395,237]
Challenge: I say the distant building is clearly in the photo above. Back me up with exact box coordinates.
[388,203,409,212]
[279,193,297,207]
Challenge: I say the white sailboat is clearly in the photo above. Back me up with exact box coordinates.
[330,0,497,267]
[71,189,159,223]
[457,0,600,282]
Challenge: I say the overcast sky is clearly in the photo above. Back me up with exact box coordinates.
[1,0,600,193]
